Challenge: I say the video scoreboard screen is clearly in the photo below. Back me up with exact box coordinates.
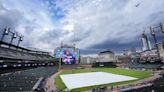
[55,47,79,64]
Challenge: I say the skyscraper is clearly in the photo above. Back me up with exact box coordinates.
[148,40,152,50]
[141,32,150,51]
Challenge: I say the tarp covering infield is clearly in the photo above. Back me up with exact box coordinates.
[60,72,138,90]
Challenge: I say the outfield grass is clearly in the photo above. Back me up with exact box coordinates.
[54,68,153,92]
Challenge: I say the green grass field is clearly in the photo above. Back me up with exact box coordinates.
[54,68,153,92]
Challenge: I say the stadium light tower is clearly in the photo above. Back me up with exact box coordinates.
[17,35,23,47]
[1,27,10,41]
[9,32,17,48]
[150,27,160,58]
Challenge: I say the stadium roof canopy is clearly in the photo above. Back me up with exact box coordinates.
[0,40,49,54]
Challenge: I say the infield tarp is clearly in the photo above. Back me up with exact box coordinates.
[60,72,138,90]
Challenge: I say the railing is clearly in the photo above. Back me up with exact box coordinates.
[32,77,44,91]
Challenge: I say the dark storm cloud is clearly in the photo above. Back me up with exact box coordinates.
[80,48,101,54]
[88,39,142,53]
[70,28,92,42]
[1,0,164,55]
[38,29,61,44]
[86,28,164,54]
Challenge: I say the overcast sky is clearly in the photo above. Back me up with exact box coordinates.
[0,0,164,55]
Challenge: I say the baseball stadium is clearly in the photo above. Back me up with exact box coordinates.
[0,0,164,92]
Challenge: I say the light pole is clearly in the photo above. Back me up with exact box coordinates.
[149,23,164,59]
[9,32,17,48]
[1,27,10,41]
[17,36,23,46]
[150,27,160,58]
[1,27,24,48]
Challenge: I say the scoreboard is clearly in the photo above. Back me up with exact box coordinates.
[55,47,80,64]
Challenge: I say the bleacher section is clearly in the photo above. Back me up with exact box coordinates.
[0,46,54,62]
[0,39,58,74]
[122,62,162,71]
[126,74,164,92]
[0,66,58,91]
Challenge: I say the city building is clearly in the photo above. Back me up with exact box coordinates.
[159,41,164,62]
[115,55,131,63]
[142,32,150,51]
[123,49,130,56]
[80,56,98,64]
[98,50,116,62]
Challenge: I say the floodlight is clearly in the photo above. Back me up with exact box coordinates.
[20,36,24,41]
[150,27,155,36]
[4,27,10,35]
[13,32,17,38]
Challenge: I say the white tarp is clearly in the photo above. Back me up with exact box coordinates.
[60,72,138,90]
